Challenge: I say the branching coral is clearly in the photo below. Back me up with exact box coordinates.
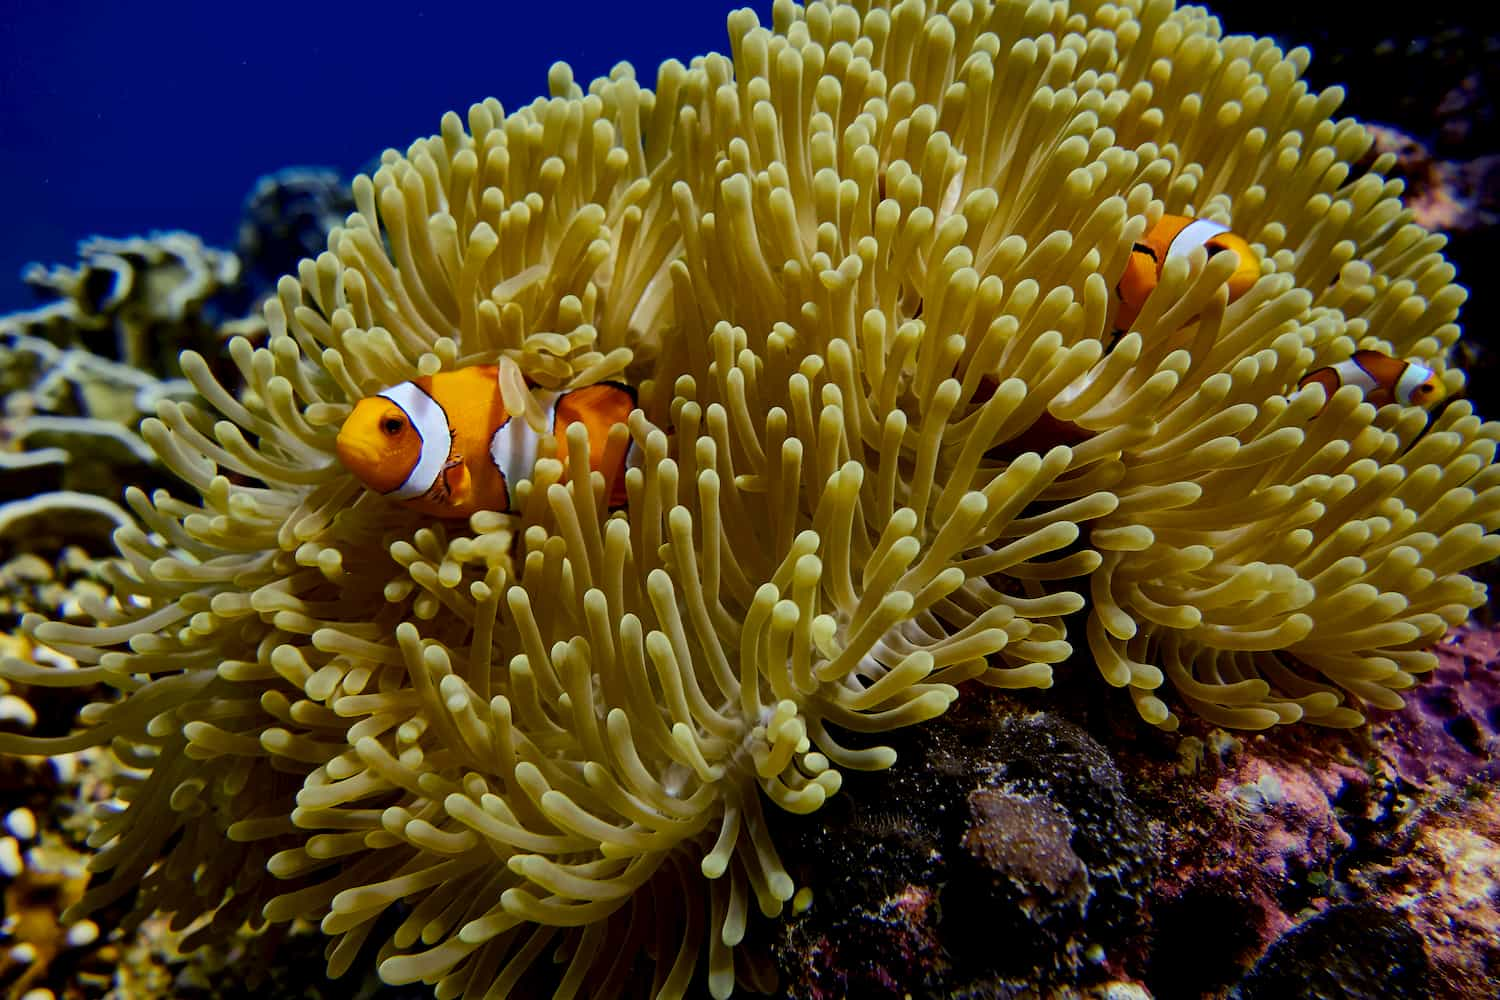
[1,1,1498,998]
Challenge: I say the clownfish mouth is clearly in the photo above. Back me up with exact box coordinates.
[334,423,377,478]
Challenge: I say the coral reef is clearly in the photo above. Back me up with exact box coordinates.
[1346,780,1500,999]
[757,623,1500,1000]
[0,801,102,998]
[1231,903,1432,1000]
[1356,125,1500,239]
[0,168,352,507]
[769,703,1157,998]
[1107,622,1498,1000]
[0,227,255,508]
[236,168,357,297]
[1377,621,1500,788]
[1140,727,1368,997]
[0,1,1497,998]
[2,232,238,375]
[0,332,194,501]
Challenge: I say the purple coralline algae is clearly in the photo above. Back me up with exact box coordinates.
[1375,622,1500,788]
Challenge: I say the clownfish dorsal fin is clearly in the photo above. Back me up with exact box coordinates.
[1349,350,1408,386]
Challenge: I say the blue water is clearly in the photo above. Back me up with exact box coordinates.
[0,0,771,314]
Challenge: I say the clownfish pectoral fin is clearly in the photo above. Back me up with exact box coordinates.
[432,455,468,501]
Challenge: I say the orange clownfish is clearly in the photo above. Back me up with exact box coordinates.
[1297,351,1448,413]
[1114,214,1260,332]
[335,366,636,518]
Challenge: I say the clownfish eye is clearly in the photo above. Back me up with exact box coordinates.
[381,416,406,436]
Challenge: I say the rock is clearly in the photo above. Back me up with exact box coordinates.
[1232,903,1432,1000]
[769,703,1159,999]
[1377,623,1500,790]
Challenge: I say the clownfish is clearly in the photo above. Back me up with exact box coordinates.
[1114,214,1260,332]
[973,378,1093,459]
[1297,351,1448,412]
[335,366,636,518]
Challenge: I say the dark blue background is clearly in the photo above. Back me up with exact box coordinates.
[0,1,772,313]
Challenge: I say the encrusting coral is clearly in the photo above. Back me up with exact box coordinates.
[1,0,1497,997]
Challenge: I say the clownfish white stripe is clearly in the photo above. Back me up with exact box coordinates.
[489,390,560,487]
[378,381,452,500]
[1167,218,1231,260]
[1395,362,1432,405]
[1329,358,1381,396]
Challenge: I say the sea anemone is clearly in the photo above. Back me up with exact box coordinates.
[2,1,1496,997]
